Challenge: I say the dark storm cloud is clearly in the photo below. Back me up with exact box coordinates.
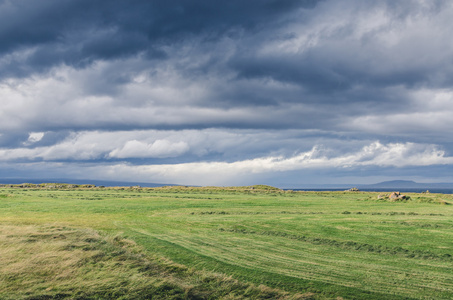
[1,0,452,136]
[0,130,70,150]
[0,0,318,77]
[0,131,29,148]
[2,0,452,113]
[229,7,453,94]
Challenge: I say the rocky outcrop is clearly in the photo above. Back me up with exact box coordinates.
[388,191,410,201]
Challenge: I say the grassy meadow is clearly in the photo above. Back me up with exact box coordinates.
[1,185,453,299]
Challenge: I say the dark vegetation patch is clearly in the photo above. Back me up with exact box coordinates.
[414,196,450,205]
[378,221,449,228]
[193,211,445,217]
[342,211,444,216]
[218,227,453,261]
[191,211,326,215]
[368,193,452,205]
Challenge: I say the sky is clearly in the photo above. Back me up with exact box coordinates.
[1,0,453,187]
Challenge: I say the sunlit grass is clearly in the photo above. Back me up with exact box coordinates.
[1,186,452,299]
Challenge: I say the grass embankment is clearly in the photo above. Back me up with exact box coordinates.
[0,186,453,299]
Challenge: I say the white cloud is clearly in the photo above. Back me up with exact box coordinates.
[44,141,453,185]
[1,140,452,185]
[0,131,192,160]
[24,132,45,145]
[109,140,189,158]
[0,129,323,161]
[0,60,285,132]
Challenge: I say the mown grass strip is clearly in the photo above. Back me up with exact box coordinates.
[127,227,413,300]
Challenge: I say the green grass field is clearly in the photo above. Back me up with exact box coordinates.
[1,185,452,299]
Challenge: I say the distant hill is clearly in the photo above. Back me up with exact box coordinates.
[361,180,420,188]
[283,180,453,192]
[0,178,177,187]
[360,180,453,189]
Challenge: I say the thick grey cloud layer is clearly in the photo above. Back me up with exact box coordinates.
[1,0,453,185]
